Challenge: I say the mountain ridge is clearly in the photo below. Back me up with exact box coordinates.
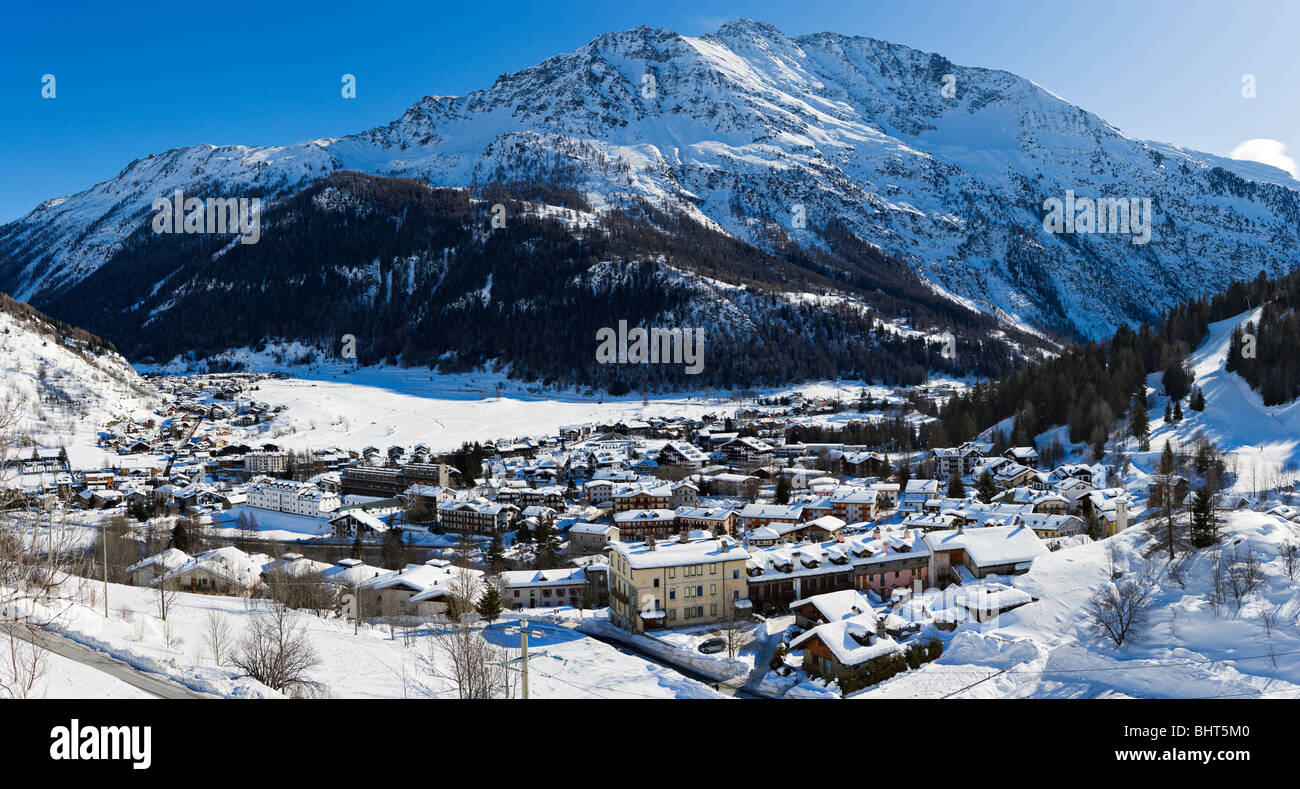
[4,18,1299,350]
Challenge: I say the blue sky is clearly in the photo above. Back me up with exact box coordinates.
[2,0,1297,222]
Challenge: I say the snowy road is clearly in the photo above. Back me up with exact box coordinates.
[11,626,212,700]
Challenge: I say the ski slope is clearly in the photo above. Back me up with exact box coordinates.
[1142,308,1300,497]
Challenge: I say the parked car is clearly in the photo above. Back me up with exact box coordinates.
[698,637,726,654]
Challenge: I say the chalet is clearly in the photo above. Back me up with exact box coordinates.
[612,509,678,541]
[656,440,709,468]
[359,562,485,620]
[1147,474,1190,508]
[437,499,518,534]
[802,515,848,542]
[720,436,775,468]
[738,503,804,532]
[953,582,1035,623]
[400,483,456,507]
[924,524,1046,586]
[993,462,1037,489]
[500,567,593,609]
[156,547,267,596]
[125,548,191,587]
[1003,446,1040,467]
[674,506,738,536]
[568,522,619,555]
[900,479,941,514]
[827,488,879,523]
[789,609,900,681]
[261,552,333,581]
[519,505,557,529]
[1016,512,1086,539]
[702,472,760,499]
[611,485,673,513]
[1054,464,1100,485]
[869,482,901,509]
[788,588,874,631]
[932,443,985,479]
[329,510,391,539]
[841,451,889,477]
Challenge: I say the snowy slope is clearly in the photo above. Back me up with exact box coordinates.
[4,20,1299,340]
[859,310,1300,699]
[860,510,1300,699]
[1119,309,1300,500]
[0,303,163,469]
[43,578,723,699]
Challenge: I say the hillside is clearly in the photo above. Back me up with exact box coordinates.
[860,510,1300,699]
[0,294,163,469]
[43,172,1039,390]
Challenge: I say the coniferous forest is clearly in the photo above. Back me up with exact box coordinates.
[935,269,1300,446]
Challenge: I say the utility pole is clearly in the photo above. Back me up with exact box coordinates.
[101,522,109,618]
[497,623,550,699]
[353,581,360,636]
[520,626,529,700]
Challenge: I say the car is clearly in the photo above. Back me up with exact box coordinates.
[698,637,726,654]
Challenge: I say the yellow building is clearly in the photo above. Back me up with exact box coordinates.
[607,536,751,632]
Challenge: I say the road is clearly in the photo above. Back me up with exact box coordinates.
[9,626,212,699]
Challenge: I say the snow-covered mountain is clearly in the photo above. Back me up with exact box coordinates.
[4,18,1300,341]
[0,296,162,468]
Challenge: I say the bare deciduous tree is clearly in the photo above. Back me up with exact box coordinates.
[0,395,90,698]
[1086,570,1154,647]
[1281,542,1299,582]
[202,609,233,667]
[1226,546,1265,612]
[156,571,178,622]
[427,614,510,699]
[720,600,750,663]
[231,602,324,697]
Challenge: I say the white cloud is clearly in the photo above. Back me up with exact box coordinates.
[1228,138,1298,179]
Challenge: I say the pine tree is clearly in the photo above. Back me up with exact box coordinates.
[895,462,911,488]
[946,474,966,499]
[1173,399,1183,422]
[1190,487,1217,547]
[1189,386,1206,412]
[774,474,791,505]
[1159,440,1175,476]
[1130,397,1150,452]
[1163,402,1172,423]
[535,520,561,570]
[171,522,190,553]
[975,470,996,504]
[476,584,503,623]
[486,530,505,573]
